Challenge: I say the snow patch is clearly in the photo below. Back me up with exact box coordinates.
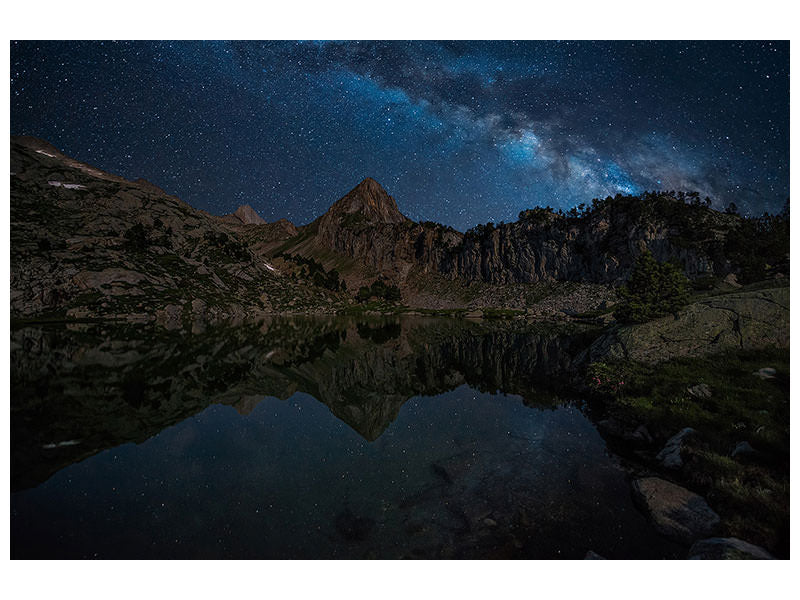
[48,180,87,190]
[263,262,279,273]
[42,440,81,449]
[36,149,57,158]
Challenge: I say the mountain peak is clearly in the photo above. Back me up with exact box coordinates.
[325,178,408,225]
[233,204,267,225]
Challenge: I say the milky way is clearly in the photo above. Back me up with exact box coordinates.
[11,41,788,230]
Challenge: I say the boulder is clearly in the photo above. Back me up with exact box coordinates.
[688,537,774,560]
[584,550,606,559]
[687,384,712,400]
[191,298,207,317]
[723,273,742,288]
[155,303,184,330]
[631,477,720,545]
[597,419,652,445]
[633,424,653,444]
[656,427,696,469]
[731,441,757,459]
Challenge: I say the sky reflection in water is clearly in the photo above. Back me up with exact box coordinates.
[11,318,682,558]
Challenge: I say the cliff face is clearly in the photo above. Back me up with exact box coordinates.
[439,204,735,284]
[306,181,741,287]
[304,178,459,284]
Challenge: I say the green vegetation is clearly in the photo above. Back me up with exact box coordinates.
[690,274,718,292]
[203,230,250,262]
[589,348,789,553]
[724,204,789,284]
[614,249,689,324]
[277,252,346,292]
[356,279,401,303]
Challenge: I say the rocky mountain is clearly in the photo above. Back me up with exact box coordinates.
[299,183,750,288]
[272,178,787,298]
[275,178,462,291]
[321,177,409,226]
[10,136,788,323]
[10,136,346,324]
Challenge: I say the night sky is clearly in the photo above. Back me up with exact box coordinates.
[11,40,789,231]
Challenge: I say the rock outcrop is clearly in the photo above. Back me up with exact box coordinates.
[656,427,697,469]
[305,186,747,289]
[688,537,774,559]
[584,287,789,364]
[631,477,721,544]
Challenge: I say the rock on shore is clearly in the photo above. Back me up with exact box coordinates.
[631,477,720,545]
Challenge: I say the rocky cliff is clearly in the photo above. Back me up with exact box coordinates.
[306,182,745,287]
[274,177,775,312]
[442,200,737,284]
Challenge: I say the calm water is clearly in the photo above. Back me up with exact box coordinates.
[11,316,681,559]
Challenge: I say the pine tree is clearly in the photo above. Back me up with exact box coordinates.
[614,249,689,323]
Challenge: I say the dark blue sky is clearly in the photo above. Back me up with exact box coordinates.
[11,40,789,230]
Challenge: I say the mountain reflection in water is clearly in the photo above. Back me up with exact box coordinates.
[11,316,682,559]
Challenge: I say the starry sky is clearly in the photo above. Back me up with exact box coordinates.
[11,40,789,231]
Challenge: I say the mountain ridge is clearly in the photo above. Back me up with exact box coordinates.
[10,136,789,323]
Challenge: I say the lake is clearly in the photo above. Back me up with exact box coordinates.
[10,316,682,559]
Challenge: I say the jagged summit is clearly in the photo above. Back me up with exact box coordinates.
[233,204,267,225]
[323,177,409,225]
[219,204,268,226]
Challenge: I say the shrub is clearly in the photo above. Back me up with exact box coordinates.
[356,280,402,303]
[124,223,150,251]
[691,275,718,291]
[587,361,628,397]
[614,249,689,324]
[724,206,789,283]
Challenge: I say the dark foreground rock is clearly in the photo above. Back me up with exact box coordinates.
[597,418,653,446]
[730,441,758,460]
[688,537,775,560]
[656,427,696,469]
[631,477,720,545]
